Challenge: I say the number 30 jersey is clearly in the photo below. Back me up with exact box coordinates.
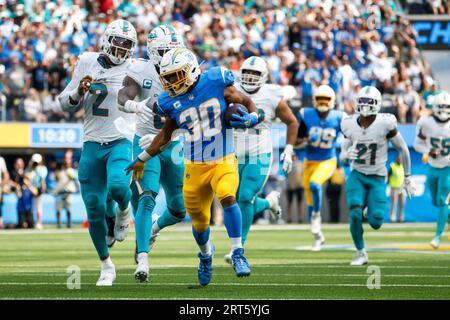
[156,66,235,162]
[298,108,344,161]
[341,113,397,176]
[416,116,450,169]
[59,52,135,143]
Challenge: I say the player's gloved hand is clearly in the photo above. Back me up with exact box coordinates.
[229,107,259,129]
[280,144,294,174]
[125,151,151,180]
[339,151,349,165]
[403,175,415,199]
[139,133,156,150]
[136,101,153,123]
[348,144,359,160]
[308,131,320,144]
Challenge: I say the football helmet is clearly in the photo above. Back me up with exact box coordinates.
[239,56,268,93]
[159,48,201,97]
[101,19,137,65]
[432,91,450,122]
[313,85,336,113]
[355,86,382,116]
[147,24,184,68]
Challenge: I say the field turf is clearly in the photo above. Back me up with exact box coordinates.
[0,223,449,300]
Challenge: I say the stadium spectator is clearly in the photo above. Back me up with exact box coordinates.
[422,77,442,110]
[27,153,47,230]
[326,162,345,223]
[23,88,47,122]
[398,80,421,123]
[0,155,9,229]
[3,56,30,121]
[286,155,304,224]
[389,155,406,223]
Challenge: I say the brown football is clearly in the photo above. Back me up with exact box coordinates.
[224,103,248,127]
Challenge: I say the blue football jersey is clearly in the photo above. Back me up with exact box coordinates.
[299,108,344,161]
[157,66,235,162]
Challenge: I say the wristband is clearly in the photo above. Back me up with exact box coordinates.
[138,150,152,162]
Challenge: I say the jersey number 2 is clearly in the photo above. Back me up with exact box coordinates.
[89,83,109,117]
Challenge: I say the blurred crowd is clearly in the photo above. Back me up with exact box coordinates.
[0,0,443,124]
[0,150,79,229]
[402,0,450,14]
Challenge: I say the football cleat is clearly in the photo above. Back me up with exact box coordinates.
[105,215,116,248]
[150,214,160,250]
[266,191,282,220]
[311,232,325,252]
[134,261,149,283]
[231,248,251,277]
[197,245,215,286]
[430,236,440,249]
[96,262,116,286]
[350,250,369,266]
[114,203,131,242]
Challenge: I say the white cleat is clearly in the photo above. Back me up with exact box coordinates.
[311,232,325,251]
[114,203,131,242]
[430,236,440,249]
[134,261,149,283]
[350,250,369,266]
[96,262,116,286]
[266,191,282,220]
[149,214,160,250]
[224,251,233,265]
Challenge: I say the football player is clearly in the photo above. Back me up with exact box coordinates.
[297,85,344,251]
[126,48,260,286]
[223,56,299,263]
[340,86,414,265]
[58,19,137,286]
[117,25,186,282]
[414,91,450,249]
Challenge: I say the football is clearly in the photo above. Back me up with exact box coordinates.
[224,103,248,126]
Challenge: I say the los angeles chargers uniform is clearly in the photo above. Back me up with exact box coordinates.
[234,83,283,243]
[341,113,398,250]
[415,116,450,240]
[126,58,185,254]
[298,107,344,217]
[58,52,133,259]
[156,66,240,234]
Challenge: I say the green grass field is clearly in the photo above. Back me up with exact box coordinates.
[0,223,449,300]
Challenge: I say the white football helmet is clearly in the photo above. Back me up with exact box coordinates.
[147,24,185,69]
[101,19,137,65]
[355,86,382,116]
[239,56,268,93]
[313,85,336,113]
[159,48,201,97]
[432,91,450,122]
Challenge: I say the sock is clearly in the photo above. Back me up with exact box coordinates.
[135,194,156,253]
[101,256,113,268]
[254,197,270,215]
[155,209,183,233]
[230,237,242,250]
[239,199,254,245]
[137,252,148,264]
[192,226,212,256]
[223,204,243,249]
[349,207,365,250]
[309,182,322,213]
[436,205,450,238]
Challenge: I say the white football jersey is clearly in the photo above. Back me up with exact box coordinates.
[126,58,164,137]
[59,52,135,143]
[341,113,397,176]
[416,116,450,168]
[234,83,283,157]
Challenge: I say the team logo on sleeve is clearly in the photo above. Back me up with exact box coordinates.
[143,79,152,89]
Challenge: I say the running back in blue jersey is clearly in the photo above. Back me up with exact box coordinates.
[298,108,344,161]
[157,66,235,162]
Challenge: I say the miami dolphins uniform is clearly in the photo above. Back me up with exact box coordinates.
[234,83,283,243]
[59,52,133,259]
[415,116,450,241]
[126,58,185,255]
[341,113,398,250]
[298,108,344,218]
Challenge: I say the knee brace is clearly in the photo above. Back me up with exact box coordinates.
[168,207,186,219]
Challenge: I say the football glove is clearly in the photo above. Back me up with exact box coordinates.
[139,133,156,150]
[229,106,259,129]
[280,144,294,174]
[403,175,415,199]
[125,151,151,180]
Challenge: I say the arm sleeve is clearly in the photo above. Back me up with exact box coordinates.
[390,133,411,176]
[58,58,85,111]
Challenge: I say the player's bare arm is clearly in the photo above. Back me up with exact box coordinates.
[276,100,299,146]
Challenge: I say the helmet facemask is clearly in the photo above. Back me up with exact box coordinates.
[240,69,265,93]
[103,35,135,65]
[433,103,450,122]
[314,95,334,113]
[356,96,380,116]
[160,64,192,97]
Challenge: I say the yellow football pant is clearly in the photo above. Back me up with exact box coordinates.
[303,158,337,207]
[183,154,239,233]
